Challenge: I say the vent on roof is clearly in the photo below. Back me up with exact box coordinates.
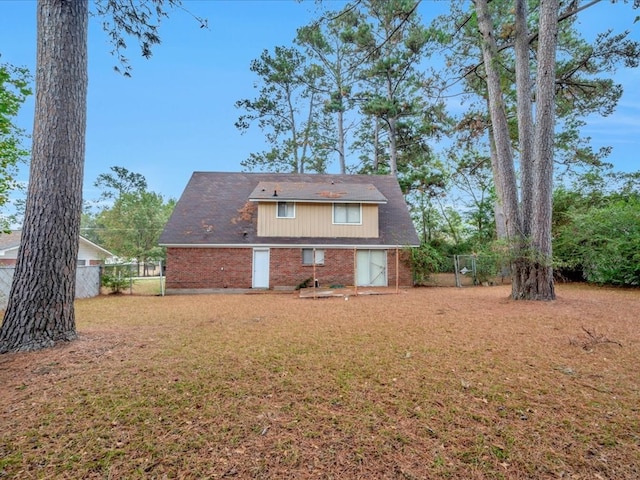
[273,190,278,197]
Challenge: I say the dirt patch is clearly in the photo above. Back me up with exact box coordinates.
[1,284,639,479]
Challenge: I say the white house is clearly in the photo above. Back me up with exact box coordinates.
[0,230,115,266]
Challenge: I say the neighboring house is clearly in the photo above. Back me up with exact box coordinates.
[159,172,420,292]
[0,230,115,266]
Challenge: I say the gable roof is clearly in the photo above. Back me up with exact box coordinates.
[159,172,420,248]
[0,230,114,257]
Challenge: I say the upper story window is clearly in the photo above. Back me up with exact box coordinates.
[333,203,361,224]
[276,201,295,218]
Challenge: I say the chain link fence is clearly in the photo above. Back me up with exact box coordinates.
[453,254,511,287]
[100,262,165,296]
[0,265,101,310]
[419,255,511,287]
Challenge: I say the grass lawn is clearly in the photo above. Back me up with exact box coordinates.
[1,284,639,479]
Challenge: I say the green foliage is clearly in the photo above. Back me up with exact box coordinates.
[101,265,133,294]
[447,152,497,247]
[406,244,446,285]
[86,167,175,265]
[353,0,446,176]
[93,0,207,76]
[553,170,640,286]
[294,8,367,173]
[554,197,640,286]
[295,277,313,290]
[94,166,147,200]
[97,191,175,263]
[235,46,332,173]
[437,0,640,220]
[0,62,32,230]
[469,242,511,284]
[238,1,449,176]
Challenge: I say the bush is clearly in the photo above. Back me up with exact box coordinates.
[101,266,133,294]
[407,244,446,285]
[554,199,640,286]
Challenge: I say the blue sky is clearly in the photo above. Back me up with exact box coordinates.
[0,0,638,204]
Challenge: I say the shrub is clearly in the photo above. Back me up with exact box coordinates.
[101,267,133,294]
[554,199,640,286]
[407,244,446,285]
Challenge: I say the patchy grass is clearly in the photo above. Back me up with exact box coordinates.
[101,276,165,297]
[1,284,639,479]
[130,276,165,296]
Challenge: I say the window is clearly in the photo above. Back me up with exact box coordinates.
[333,203,361,224]
[277,201,295,218]
[77,259,87,266]
[302,249,324,265]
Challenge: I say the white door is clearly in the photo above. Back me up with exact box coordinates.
[252,248,270,288]
[356,250,387,286]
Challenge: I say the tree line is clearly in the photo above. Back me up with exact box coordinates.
[0,0,638,352]
[234,0,639,296]
[81,166,175,276]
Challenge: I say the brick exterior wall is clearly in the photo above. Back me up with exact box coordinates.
[166,247,254,289]
[270,248,354,288]
[388,248,414,288]
[165,246,414,290]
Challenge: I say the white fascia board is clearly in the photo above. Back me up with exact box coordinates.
[160,243,418,249]
[79,236,115,257]
[248,198,387,204]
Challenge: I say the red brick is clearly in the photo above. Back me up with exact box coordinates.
[166,247,413,290]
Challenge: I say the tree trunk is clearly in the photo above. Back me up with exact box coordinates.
[487,109,507,240]
[475,0,560,301]
[474,0,521,242]
[286,89,300,173]
[515,0,534,237]
[510,0,559,300]
[526,0,559,300]
[511,256,555,300]
[337,108,346,174]
[299,89,317,174]
[373,119,380,173]
[388,116,398,176]
[384,73,399,176]
[0,0,88,353]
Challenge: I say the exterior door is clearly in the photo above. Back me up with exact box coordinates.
[252,248,270,288]
[356,249,387,286]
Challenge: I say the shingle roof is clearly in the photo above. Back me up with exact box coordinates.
[249,181,387,203]
[159,172,420,247]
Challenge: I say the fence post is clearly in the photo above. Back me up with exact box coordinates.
[159,259,165,297]
[313,248,317,300]
[353,248,358,297]
[395,246,399,294]
[472,255,477,285]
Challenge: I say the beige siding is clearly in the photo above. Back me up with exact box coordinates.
[257,202,379,238]
[77,241,101,263]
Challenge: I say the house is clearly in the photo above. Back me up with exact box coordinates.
[0,230,115,266]
[159,172,420,292]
